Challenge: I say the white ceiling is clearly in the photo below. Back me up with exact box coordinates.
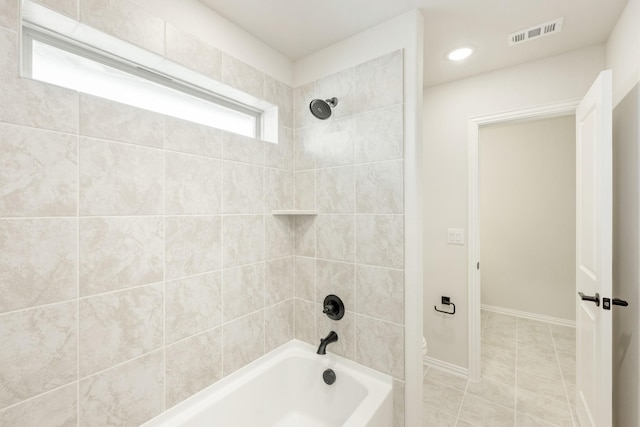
[198,0,629,87]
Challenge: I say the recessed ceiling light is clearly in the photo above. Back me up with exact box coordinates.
[447,47,473,61]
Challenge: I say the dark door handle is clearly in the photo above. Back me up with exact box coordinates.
[603,297,629,310]
[578,292,600,306]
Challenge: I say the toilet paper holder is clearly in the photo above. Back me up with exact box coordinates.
[434,296,455,315]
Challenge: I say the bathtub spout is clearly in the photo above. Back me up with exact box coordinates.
[317,331,338,355]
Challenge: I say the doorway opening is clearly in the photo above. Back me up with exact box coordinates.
[466,101,581,425]
[467,100,580,378]
[479,114,578,425]
[479,115,576,323]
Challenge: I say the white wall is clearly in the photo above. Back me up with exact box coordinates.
[128,0,294,86]
[611,82,640,427]
[606,0,640,107]
[479,116,576,321]
[423,45,606,368]
[606,0,640,425]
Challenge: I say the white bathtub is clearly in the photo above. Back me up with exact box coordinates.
[142,340,393,427]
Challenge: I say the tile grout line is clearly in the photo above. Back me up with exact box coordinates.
[162,119,167,413]
[0,382,78,415]
[77,347,166,383]
[292,207,298,340]
[73,133,293,171]
[292,121,298,344]
[0,263,278,319]
[454,375,470,426]
[262,153,267,357]
[0,213,407,221]
[219,136,225,377]
[352,150,358,362]
[311,155,317,349]
[76,92,81,427]
[551,325,578,427]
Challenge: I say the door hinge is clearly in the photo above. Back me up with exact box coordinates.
[477,262,480,270]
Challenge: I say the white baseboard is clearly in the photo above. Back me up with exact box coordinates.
[423,356,469,379]
[481,304,576,328]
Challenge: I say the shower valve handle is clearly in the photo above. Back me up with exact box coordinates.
[323,302,337,315]
[322,295,345,320]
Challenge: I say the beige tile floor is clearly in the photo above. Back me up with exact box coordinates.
[423,311,578,427]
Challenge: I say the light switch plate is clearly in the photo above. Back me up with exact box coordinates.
[447,228,465,245]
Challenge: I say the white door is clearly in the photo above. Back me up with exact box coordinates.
[575,70,613,427]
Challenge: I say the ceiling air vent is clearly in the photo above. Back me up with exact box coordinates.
[508,17,564,46]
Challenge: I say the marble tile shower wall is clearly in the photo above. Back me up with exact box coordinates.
[0,0,296,425]
[291,50,406,425]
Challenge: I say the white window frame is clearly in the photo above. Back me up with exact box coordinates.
[22,24,264,139]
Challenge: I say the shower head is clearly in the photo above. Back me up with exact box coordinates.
[309,97,338,120]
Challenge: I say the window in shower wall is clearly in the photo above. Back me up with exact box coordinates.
[22,27,262,139]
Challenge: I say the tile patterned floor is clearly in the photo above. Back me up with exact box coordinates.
[423,311,578,427]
